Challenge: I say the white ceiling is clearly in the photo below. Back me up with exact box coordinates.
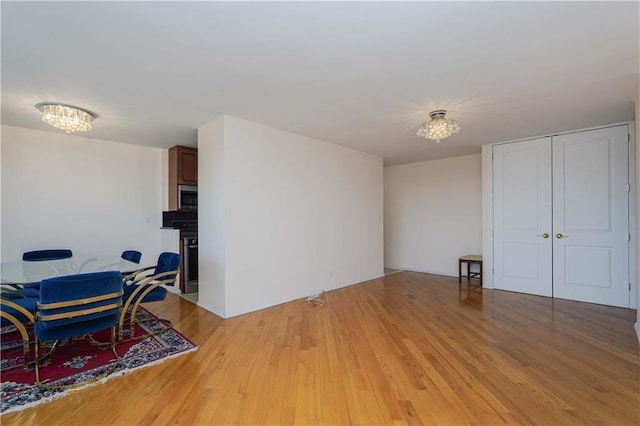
[2,1,638,165]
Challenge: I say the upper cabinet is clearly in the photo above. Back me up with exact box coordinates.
[169,145,197,210]
[170,145,197,185]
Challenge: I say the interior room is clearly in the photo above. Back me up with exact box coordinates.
[1,1,639,424]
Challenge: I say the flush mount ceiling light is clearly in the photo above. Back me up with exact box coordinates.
[416,110,460,143]
[36,103,96,134]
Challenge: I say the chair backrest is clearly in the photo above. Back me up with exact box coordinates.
[154,252,181,286]
[37,271,123,333]
[23,249,73,262]
[121,250,142,264]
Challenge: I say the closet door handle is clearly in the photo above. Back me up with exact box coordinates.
[556,233,569,239]
[536,233,549,239]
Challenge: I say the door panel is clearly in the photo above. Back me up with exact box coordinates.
[552,125,629,307]
[493,138,552,296]
[503,242,540,279]
[562,138,611,231]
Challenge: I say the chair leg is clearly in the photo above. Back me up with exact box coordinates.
[33,339,62,386]
[34,335,40,385]
[129,309,136,339]
[0,308,34,370]
[117,304,172,343]
[110,327,119,360]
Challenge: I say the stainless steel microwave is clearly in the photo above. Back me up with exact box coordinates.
[178,185,197,210]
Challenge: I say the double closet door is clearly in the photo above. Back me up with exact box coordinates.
[493,125,631,308]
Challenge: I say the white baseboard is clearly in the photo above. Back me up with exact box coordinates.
[196,300,226,319]
[392,266,457,278]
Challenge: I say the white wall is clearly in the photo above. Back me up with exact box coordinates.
[197,117,226,316]
[481,145,494,287]
[198,115,384,318]
[1,125,167,265]
[384,154,482,276]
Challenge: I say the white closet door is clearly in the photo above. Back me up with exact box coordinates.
[552,125,630,307]
[493,137,553,296]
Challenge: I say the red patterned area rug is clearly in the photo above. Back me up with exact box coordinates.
[0,307,197,414]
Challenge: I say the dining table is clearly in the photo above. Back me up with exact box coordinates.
[0,256,146,285]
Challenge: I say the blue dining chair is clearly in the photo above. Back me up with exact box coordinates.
[23,249,73,261]
[121,250,142,264]
[17,249,74,298]
[34,270,124,388]
[120,252,180,341]
[0,296,37,366]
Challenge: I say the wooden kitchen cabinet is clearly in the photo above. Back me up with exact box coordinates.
[170,145,197,185]
[168,145,197,210]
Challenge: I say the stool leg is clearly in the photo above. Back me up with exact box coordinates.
[458,259,462,284]
[467,261,470,279]
[479,261,483,286]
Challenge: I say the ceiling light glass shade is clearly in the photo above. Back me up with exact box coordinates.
[417,110,460,143]
[37,103,95,134]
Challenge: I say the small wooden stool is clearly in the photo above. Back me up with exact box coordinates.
[459,255,482,286]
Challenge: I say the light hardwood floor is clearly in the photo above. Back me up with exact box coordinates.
[3,271,639,425]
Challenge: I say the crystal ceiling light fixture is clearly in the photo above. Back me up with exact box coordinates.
[416,109,460,143]
[36,103,96,134]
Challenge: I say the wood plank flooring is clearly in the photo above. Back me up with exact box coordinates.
[3,271,639,425]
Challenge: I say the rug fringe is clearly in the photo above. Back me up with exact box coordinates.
[98,345,199,385]
[1,344,199,415]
